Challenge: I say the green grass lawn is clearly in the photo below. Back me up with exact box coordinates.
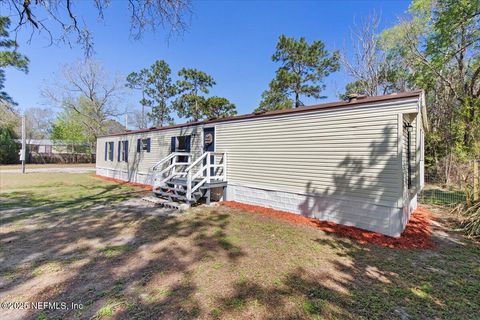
[0,173,479,319]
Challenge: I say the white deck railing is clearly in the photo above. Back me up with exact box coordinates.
[151,151,227,201]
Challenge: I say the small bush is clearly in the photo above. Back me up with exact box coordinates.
[0,126,20,164]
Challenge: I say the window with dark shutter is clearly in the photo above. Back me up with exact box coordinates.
[118,142,121,162]
[185,135,191,152]
[108,142,114,161]
[146,138,151,152]
[105,142,107,161]
[117,141,129,162]
[170,137,176,152]
[137,138,151,153]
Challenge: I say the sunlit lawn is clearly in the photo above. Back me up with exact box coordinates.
[0,173,479,319]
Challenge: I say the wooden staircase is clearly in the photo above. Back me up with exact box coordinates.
[145,151,227,209]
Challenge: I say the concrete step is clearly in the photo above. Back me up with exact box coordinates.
[153,189,203,201]
[142,196,190,210]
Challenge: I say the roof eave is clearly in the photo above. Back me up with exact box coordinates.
[98,90,424,138]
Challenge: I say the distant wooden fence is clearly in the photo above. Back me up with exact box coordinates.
[27,152,96,164]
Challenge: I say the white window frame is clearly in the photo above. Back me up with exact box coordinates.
[120,141,128,162]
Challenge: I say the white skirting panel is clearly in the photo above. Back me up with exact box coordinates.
[226,183,407,237]
[96,167,411,237]
[96,167,154,186]
[401,193,418,233]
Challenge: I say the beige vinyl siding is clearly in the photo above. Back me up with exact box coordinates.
[215,99,419,208]
[97,126,203,177]
[96,97,420,208]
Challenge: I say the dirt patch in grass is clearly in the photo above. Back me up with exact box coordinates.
[221,201,434,249]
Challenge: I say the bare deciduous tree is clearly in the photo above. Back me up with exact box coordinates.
[129,109,153,130]
[0,100,19,129]
[43,59,125,140]
[24,107,54,139]
[341,12,389,96]
[3,0,192,56]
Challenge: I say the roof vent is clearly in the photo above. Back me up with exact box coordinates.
[347,93,367,103]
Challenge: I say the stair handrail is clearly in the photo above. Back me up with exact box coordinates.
[186,152,208,201]
[152,152,192,189]
[185,151,227,201]
[185,152,208,172]
[152,152,174,171]
[153,151,227,202]
[152,152,191,171]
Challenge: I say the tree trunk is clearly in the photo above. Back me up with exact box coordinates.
[474,160,479,202]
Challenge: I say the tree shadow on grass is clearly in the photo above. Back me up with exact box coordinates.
[0,184,144,225]
[0,194,246,319]
[212,233,479,319]
[216,266,355,319]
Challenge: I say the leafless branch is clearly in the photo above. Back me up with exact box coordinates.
[3,0,192,56]
[340,11,387,96]
[42,59,125,139]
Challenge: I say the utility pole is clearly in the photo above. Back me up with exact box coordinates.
[142,103,145,129]
[125,114,128,131]
[21,114,26,174]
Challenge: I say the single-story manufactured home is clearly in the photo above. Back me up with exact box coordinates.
[96,90,428,237]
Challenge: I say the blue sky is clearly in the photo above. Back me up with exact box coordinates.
[5,0,410,120]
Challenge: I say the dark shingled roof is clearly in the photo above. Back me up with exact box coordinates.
[101,90,423,138]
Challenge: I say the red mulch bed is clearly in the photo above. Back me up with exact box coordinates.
[221,201,435,249]
[92,174,152,191]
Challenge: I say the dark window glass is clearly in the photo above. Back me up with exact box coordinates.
[140,138,150,152]
[119,141,129,162]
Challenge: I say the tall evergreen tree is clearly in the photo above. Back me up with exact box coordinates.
[173,68,236,121]
[174,68,215,121]
[126,69,151,128]
[204,96,237,119]
[256,35,339,112]
[146,60,176,126]
[127,60,176,127]
[0,16,29,107]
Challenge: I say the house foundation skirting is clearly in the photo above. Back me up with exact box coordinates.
[96,167,154,186]
[226,183,407,237]
[96,167,408,237]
